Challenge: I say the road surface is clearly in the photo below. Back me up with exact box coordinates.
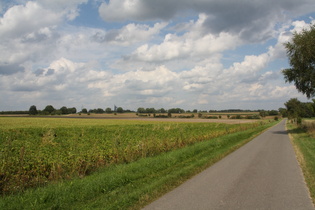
[143,120,314,210]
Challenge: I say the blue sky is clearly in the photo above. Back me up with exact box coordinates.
[0,0,315,111]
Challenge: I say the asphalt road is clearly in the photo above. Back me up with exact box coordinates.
[143,120,314,210]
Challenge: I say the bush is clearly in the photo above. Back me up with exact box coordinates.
[246,115,260,119]
[230,115,243,119]
[203,116,218,119]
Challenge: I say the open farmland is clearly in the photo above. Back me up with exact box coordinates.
[0,117,271,195]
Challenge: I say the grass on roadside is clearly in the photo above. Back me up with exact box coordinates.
[287,121,315,205]
[0,120,277,210]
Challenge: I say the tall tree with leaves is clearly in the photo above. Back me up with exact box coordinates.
[43,105,55,114]
[282,24,315,98]
[29,105,38,115]
[285,98,303,124]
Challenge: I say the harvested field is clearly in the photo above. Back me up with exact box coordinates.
[127,117,257,124]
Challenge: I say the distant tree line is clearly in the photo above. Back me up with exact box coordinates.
[25,105,138,115]
[0,110,29,115]
[28,105,77,115]
[0,105,283,117]
[136,107,279,115]
[209,109,266,113]
[85,107,132,114]
[137,107,186,114]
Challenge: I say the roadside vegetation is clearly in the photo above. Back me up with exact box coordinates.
[0,118,278,209]
[287,120,315,205]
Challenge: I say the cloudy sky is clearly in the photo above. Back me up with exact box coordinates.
[1,0,315,112]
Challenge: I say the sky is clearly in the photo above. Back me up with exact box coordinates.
[0,0,315,112]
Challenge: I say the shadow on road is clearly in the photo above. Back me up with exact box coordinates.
[273,130,288,135]
[286,127,306,135]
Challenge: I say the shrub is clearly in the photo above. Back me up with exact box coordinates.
[204,116,218,119]
[246,115,260,119]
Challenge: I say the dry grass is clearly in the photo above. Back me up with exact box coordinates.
[302,120,315,137]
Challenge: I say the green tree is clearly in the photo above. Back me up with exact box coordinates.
[68,107,77,114]
[60,106,68,115]
[301,102,315,118]
[117,107,123,113]
[137,107,146,113]
[285,98,302,121]
[105,107,112,113]
[81,108,87,113]
[146,108,156,113]
[168,108,184,113]
[96,108,104,113]
[29,105,38,115]
[158,108,166,113]
[259,110,267,118]
[278,108,288,117]
[282,24,315,98]
[268,110,279,116]
[43,105,55,114]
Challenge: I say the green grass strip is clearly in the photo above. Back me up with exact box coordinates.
[287,122,315,205]
[0,121,277,210]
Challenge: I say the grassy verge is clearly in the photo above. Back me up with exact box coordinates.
[286,121,315,205]
[0,120,278,209]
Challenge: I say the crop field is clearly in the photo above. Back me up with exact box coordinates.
[0,117,269,195]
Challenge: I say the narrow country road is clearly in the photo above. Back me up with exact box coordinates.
[143,120,314,210]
